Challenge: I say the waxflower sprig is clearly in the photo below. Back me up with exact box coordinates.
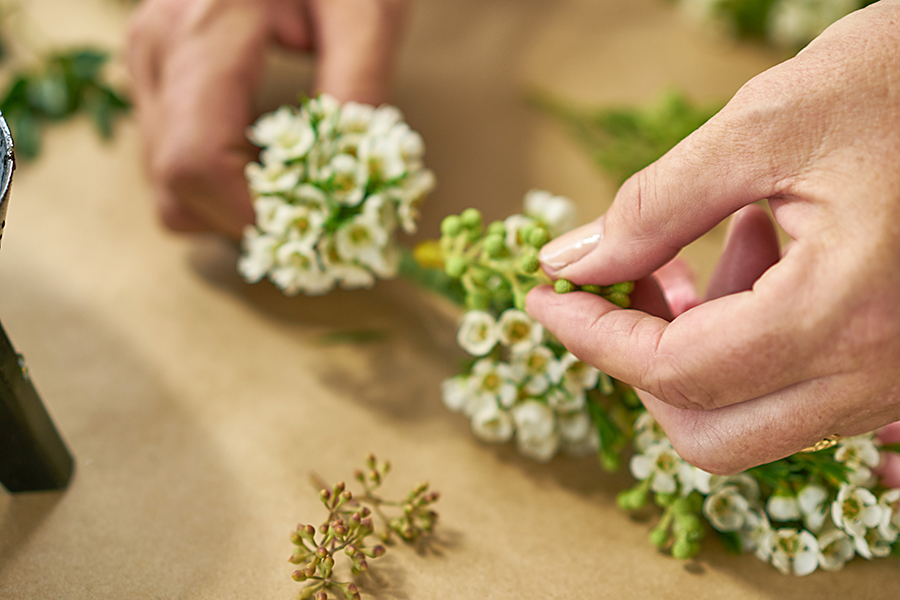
[290,454,439,600]
[239,94,435,296]
[432,191,640,464]
[426,193,900,574]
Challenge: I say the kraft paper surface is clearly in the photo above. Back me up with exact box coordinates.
[2,0,898,598]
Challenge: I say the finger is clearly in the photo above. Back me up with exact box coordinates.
[705,204,781,301]
[527,248,830,412]
[538,72,804,286]
[877,453,900,488]
[309,0,408,104]
[878,421,900,445]
[150,4,267,238]
[630,276,673,322]
[637,375,848,474]
[652,258,699,317]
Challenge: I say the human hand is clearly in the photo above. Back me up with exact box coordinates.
[127,0,408,237]
[527,1,900,474]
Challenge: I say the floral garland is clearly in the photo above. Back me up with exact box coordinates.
[239,95,435,296]
[431,194,900,575]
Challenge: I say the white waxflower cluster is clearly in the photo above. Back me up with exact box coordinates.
[678,0,865,49]
[239,95,435,295]
[442,308,600,462]
[632,414,900,575]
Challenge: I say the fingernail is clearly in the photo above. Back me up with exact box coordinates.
[539,217,604,276]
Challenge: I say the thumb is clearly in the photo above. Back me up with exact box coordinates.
[538,88,790,286]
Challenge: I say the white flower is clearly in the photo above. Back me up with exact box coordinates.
[546,386,585,413]
[441,376,472,413]
[470,398,514,444]
[876,488,900,543]
[315,237,375,290]
[835,434,882,486]
[456,311,498,357]
[629,440,696,495]
[368,104,404,135]
[510,345,555,396]
[700,472,760,502]
[320,153,368,206]
[362,194,398,237]
[468,359,518,408]
[271,203,326,244]
[704,484,752,532]
[248,106,315,161]
[557,409,590,444]
[817,529,855,571]
[831,484,883,558]
[334,212,389,273]
[503,214,535,254]
[337,101,375,134]
[798,484,829,532]
[764,528,819,576]
[252,195,287,234]
[767,493,801,523]
[523,189,577,237]
[512,400,559,462]
[238,228,279,283]
[245,161,302,195]
[864,527,895,558]
[550,352,599,394]
[741,509,773,557]
[359,130,406,182]
[392,168,435,234]
[634,411,667,452]
[270,239,334,295]
[496,309,543,354]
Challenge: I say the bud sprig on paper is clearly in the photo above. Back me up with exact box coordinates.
[290,455,439,600]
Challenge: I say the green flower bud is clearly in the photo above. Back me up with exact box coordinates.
[675,514,703,539]
[298,586,318,600]
[483,234,506,258]
[444,255,468,278]
[527,226,550,248]
[671,539,700,560]
[460,208,483,230]
[612,281,635,294]
[579,284,602,294]
[554,279,577,294]
[519,253,540,274]
[440,215,462,237]
[606,291,631,308]
[655,493,676,507]
[468,265,492,286]
[487,220,506,236]
[670,497,692,515]
[649,524,671,549]
[465,291,490,311]
[518,223,535,246]
[600,450,621,472]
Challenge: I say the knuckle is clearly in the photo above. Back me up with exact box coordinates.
[645,354,717,411]
[667,420,743,476]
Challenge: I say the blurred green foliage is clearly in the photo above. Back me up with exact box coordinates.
[1,48,130,160]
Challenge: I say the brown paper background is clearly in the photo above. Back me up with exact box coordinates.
[2,0,898,598]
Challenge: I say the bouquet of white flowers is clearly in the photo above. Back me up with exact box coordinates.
[239,95,435,296]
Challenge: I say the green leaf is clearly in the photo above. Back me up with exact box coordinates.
[26,71,70,118]
[5,110,42,160]
[67,49,109,81]
[715,530,744,555]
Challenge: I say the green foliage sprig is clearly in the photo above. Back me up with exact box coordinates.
[529,90,721,185]
[1,48,130,160]
[290,455,439,600]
